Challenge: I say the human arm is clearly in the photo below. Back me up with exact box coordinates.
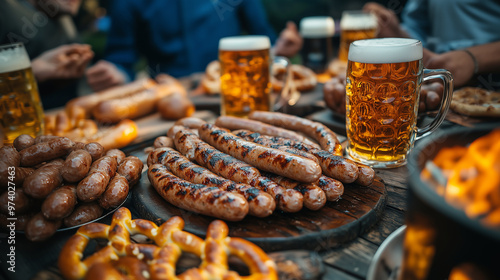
[31,44,93,83]
[425,41,500,88]
[363,2,408,38]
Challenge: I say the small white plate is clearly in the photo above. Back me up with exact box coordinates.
[366,225,406,280]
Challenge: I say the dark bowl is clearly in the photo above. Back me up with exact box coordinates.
[406,124,500,279]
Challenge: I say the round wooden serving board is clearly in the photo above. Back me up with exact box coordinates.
[133,171,387,252]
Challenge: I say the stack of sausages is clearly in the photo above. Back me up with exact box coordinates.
[0,135,143,242]
[147,112,375,221]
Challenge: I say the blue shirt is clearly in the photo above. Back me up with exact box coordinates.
[401,0,500,53]
[104,0,277,79]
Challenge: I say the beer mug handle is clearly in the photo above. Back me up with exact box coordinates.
[272,56,292,111]
[416,69,454,140]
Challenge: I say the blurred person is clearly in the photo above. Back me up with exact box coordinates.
[364,0,500,89]
[0,0,94,109]
[86,0,302,92]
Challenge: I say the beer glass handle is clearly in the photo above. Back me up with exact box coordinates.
[272,56,292,112]
[416,69,454,140]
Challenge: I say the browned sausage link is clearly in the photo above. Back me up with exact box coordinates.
[248,111,343,155]
[105,149,126,165]
[25,212,62,242]
[0,188,33,215]
[215,116,319,147]
[23,161,64,199]
[0,163,34,191]
[85,142,105,161]
[174,117,207,129]
[153,136,175,149]
[34,135,61,144]
[19,137,74,167]
[117,156,144,186]
[199,124,322,184]
[174,128,261,184]
[41,185,77,220]
[148,164,248,221]
[63,202,104,228]
[98,174,129,209]
[72,142,86,151]
[263,172,325,211]
[13,134,35,151]
[61,149,93,183]
[0,146,20,166]
[354,163,376,187]
[154,147,275,217]
[248,176,303,213]
[238,131,359,184]
[318,176,344,201]
[77,156,118,202]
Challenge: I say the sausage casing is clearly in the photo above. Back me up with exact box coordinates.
[98,174,129,209]
[25,212,62,242]
[63,202,104,228]
[23,161,64,199]
[61,150,93,183]
[19,137,74,167]
[41,185,78,220]
[117,156,144,186]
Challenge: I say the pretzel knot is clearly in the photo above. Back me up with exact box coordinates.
[58,207,277,280]
[271,64,317,93]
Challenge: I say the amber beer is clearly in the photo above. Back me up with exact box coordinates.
[219,36,272,117]
[338,11,377,62]
[347,38,452,168]
[0,43,44,144]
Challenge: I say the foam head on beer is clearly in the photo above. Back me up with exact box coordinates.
[0,43,31,74]
[348,38,423,64]
[340,10,377,31]
[219,35,271,51]
[300,16,335,38]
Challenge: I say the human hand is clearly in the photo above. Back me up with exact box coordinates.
[274,21,303,58]
[31,44,94,82]
[425,50,476,88]
[363,2,404,38]
[86,60,127,92]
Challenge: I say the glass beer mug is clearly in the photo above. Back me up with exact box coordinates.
[0,43,44,144]
[299,16,335,75]
[345,38,453,168]
[338,11,378,63]
[219,35,289,117]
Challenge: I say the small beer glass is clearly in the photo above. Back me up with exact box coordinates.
[338,10,378,63]
[0,43,44,144]
[345,38,453,168]
[219,35,289,117]
[299,16,335,75]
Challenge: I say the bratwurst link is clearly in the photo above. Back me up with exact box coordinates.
[148,164,248,221]
[198,124,322,183]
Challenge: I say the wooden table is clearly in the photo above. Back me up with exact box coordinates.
[2,103,495,280]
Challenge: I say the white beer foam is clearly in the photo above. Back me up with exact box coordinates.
[300,16,335,38]
[0,44,31,73]
[340,11,377,30]
[219,36,270,51]
[348,38,423,63]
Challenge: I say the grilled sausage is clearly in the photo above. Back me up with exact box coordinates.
[318,176,344,201]
[13,134,35,151]
[216,116,319,147]
[98,174,129,209]
[0,188,33,215]
[148,164,248,221]
[248,111,343,155]
[117,156,144,186]
[61,150,93,183]
[150,147,275,217]
[153,136,174,149]
[34,135,62,144]
[63,202,104,228]
[198,124,322,183]
[354,163,376,187]
[23,161,64,199]
[25,212,62,242]
[104,149,126,165]
[85,142,105,162]
[0,146,20,166]
[263,172,326,211]
[41,185,77,220]
[77,156,118,202]
[19,137,74,167]
[0,163,34,191]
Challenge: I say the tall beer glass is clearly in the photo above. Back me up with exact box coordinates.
[0,43,44,144]
[346,38,453,168]
[299,16,335,75]
[338,11,378,62]
[219,36,278,117]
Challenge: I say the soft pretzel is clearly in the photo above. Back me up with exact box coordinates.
[200,60,221,94]
[271,64,317,93]
[58,207,278,280]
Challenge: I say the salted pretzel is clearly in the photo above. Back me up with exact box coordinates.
[200,60,221,94]
[58,207,278,280]
[271,64,317,93]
